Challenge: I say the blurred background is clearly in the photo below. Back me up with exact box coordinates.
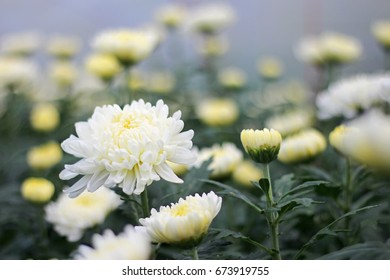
[1,0,389,83]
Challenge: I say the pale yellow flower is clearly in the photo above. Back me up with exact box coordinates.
[372,20,390,49]
[27,141,63,170]
[265,110,314,136]
[257,57,283,80]
[47,36,81,59]
[240,128,282,164]
[75,225,151,260]
[199,35,229,57]
[156,4,187,29]
[138,192,222,247]
[295,32,362,65]
[128,69,146,91]
[188,3,235,34]
[147,71,175,94]
[232,160,263,188]
[30,103,60,132]
[85,53,122,82]
[218,67,246,90]
[278,129,326,164]
[45,188,122,241]
[1,32,41,57]
[21,177,55,204]
[50,62,78,86]
[195,143,243,179]
[166,161,188,177]
[0,57,37,89]
[196,98,239,127]
[92,28,159,65]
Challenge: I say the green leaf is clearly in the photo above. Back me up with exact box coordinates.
[257,178,270,195]
[278,180,328,202]
[209,228,273,256]
[318,240,390,260]
[202,179,264,214]
[294,205,379,259]
[274,173,295,197]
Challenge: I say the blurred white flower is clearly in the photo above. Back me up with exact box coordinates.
[75,225,151,260]
[371,20,390,49]
[155,4,187,29]
[295,32,362,65]
[138,192,222,246]
[60,99,196,197]
[46,35,82,59]
[196,98,239,127]
[218,67,247,90]
[316,74,390,120]
[0,57,38,90]
[1,32,41,56]
[278,128,326,164]
[187,3,235,34]
[49,61,78,87]
[195,142,242,179]
[45,188,122,242]
[92,28,160,65]
[257,57,284,80]
[265,110,314,136]
[341,110,390,171]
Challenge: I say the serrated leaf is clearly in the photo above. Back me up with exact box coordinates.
[274,173,295,197]
[278,180,328,202]
[209,228,272,255]
[318,241,390,260]
[294,205,379,259]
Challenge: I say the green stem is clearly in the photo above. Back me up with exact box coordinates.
[344,157,353,244]
[141,188,150,218]
[191,247,199,260]
[265,163,282,260]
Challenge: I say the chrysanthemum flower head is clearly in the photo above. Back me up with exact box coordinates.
[30,102,60,132]
[155,4,187,29]
[278,128,326,164]
[85,53,122,82]
[92,28,159,66]
[232,160,263,188]
[195,143,243,179]
[47,35,81,60]
[371,20,390,49]
[27,141,63,170]
[196,98,239,127]
[218,67,247,90]
[60,99,196,197]
[75,225,151,260]
[240,128,282,164]
[137,191,222,247]
[21,177,55,204]
[45,188,122,242]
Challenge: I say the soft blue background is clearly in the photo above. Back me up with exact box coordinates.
[1,0,389,82]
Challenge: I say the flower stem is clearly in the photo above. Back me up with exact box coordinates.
[344,157,353,244]
[141,189,150,218]
[191,247,199,260]
[265,163,282,260]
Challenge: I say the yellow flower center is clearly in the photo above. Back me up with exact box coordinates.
[75,196,95,206]
[171,203,190,217]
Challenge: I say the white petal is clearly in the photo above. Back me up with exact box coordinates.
[155,163,183,184]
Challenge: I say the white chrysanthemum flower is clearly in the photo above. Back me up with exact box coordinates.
[295,32,362,65]
[1,31,41,56]
[45,188,122,242]
[316,74,390,120]
[60,99,196,197]
[265,110,314,136]
[46,35,82,59]
[91,28,159,65]
[75,225,151,260]
[342,110,390,171]
[278,128,326,164]
[137,192,222,247]
[155,4,187,29]
[187,3,235,34]
[0,57,38,89]
[195,143,242,179]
